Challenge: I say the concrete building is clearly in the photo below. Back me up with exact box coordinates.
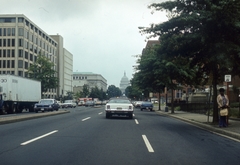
[120,72,130,94]
[72,72,107,94]
[50,35,73,98]
[0,14,73,99]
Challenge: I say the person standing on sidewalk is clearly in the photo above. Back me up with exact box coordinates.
[217,88,229,127]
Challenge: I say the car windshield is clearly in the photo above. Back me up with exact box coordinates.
[109,99,131,104]
[40,100,53,104]
[143,102,152,104]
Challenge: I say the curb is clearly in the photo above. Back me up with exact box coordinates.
[155,110,240,141]
[0,110,70,125]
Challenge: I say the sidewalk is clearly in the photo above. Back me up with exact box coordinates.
[154,106,240,141]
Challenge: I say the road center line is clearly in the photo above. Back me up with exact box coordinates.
[142,135,154,152]
[135,119,139,124]
[82,117,91,121]
[21,130,58,146]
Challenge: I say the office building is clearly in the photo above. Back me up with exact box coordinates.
[72,72,107,94]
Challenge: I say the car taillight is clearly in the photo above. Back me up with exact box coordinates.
[107,105,110,109]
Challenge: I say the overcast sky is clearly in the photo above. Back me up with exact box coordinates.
[1,0,167,87]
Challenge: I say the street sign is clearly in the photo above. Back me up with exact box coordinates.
[225,75,231,82]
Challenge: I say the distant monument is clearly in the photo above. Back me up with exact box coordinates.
[120,71,130,94]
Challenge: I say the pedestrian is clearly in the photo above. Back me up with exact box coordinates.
[217,88,229,127]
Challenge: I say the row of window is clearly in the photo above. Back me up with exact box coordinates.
[0,28,15,36]
[0,60,15,68]
[0,17,57,46]
[0,38,15,47]
[73,76,88,80]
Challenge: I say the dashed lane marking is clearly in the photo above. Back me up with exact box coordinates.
[21,130,58,146]
[82,117,91,121]
[142,135,154,152]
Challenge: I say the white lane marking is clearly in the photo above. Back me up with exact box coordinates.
[133,114,135,116]
[21,130,58,146]
[82,117,91,121]
[98,112,103,115]
[142,135,154,152]
[135,119,139,124]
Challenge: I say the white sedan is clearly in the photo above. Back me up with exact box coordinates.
[105,98,134,119]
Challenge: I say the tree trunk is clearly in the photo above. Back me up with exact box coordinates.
[158,91,161,111]
[171,89,174,113]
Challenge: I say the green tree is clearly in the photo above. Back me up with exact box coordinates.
[107,85,122,98]
[140,0,240,122]
[28,54,58,95]
[82,84,90,97]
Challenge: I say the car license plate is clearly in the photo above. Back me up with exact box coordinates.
[41,108,44,111]
[117,107,122,110]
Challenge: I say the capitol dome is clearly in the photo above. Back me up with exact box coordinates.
[120,72,130,94]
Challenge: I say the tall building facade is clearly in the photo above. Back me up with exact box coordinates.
[50,35,73,98]
[120,72,130,94]
[0,14,73,99]
[72,72,107,94]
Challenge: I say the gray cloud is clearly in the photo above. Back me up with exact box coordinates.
[0,0,167,87]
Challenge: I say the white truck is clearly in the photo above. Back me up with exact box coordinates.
[0,75,41,114]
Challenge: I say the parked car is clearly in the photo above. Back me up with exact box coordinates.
[63,100,77,108]
[140,101,153,111]
[85,101,95,107]
[105,98,133,119]
[78,101,85,106]
[57,101,64,108]
[34,99,59,113]
[134,101,143,108]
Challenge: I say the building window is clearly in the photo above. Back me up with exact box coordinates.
[19,49,23,57]
[25,41,28,49]
[0,39,2,46]
[3,60,6,68]
[11,60,15,68]
[7,39,10,46]
[25,51,28,59]
[0,61,1,68]
[18,60,23,68]
[30,53,33,61]
[0,28,2,36]
[3,28,6,36]
[12,39,15,46]
[12,50,15,57]
[19,39,23,47]
[18,17,24,23]
[3,50,6,57]
[12,28,15,36]
[18,28,24,36]
[25,61,28,69]
[18,71,23,76]
[7,28,11,36]
[0,49,1,57]
[7,50,10,57]
[7,60,10,68]
[3,39,6,46]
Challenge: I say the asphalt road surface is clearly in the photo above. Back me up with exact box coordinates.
[0,106,240,165]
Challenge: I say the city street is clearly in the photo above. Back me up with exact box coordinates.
[0,106,240,165]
